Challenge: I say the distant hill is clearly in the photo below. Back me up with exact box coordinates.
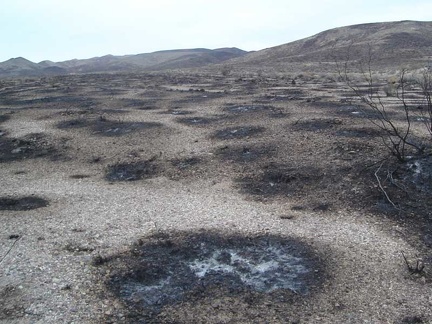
[2,21,432,78]
[0,48,248,77]
[222,20,432,73]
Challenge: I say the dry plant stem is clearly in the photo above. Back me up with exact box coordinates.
[374,162,400,210]
[387,169,409,194]
[418,69,432,135]
[0,236,21,264]
[335,44,431,162]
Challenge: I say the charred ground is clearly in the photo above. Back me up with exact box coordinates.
[0,71,431,323]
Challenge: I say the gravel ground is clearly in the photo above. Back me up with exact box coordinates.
[1,73,431,323]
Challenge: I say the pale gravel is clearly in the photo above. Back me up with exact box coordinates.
[1,77,431,323]
[1,158,431,323]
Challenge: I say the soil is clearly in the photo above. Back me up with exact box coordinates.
[1,72,432,323]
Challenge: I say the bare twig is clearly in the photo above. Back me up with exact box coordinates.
[0,236,21,264]
[374,162,400,210]
[334,44,430,162]
[361,157,390,171]
[293,117,304,125]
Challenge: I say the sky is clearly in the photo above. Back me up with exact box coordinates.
[1,0,432,63]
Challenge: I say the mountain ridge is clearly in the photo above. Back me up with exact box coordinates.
[1,20,432,77]
[0,47,248,77]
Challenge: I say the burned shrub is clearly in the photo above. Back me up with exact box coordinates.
[105,159,159,182]
[0,196,49,211]
[97,230,325,322]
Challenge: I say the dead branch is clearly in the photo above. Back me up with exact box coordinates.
[0,236,21,264]
[374,162,400,210]
[334,44,431,162]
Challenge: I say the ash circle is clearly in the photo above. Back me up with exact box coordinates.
[102,231,324,317]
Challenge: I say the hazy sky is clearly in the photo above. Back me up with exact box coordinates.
[1,0,432,63]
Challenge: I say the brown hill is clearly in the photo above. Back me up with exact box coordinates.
[0,57,41,76]
[223,20,432,73]
[0,48,248,77]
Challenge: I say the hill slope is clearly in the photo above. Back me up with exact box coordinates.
[2,21,432,77]
[224,20,432,73]
[0,48,248,77]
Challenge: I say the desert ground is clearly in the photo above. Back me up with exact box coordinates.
[1,71,432,323]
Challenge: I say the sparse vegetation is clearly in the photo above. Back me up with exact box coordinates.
[336,47,432,162]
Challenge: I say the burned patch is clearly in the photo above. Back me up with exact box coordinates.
[120,98,158,110]
[2,95,95,108]
[334,127,384,138]
[57,118,162,136]
[238,164,323,198]
[105,159,159,182]
[0,196,49,211]
[176,117,214,126]
[402,157,432,193]
[0,115,11,124]
[269,109,289,118]
[397,315,425,324]
[224,105,270,114]
[317,102,395,120]
[0,285,25,321]
[99,109,129,115]
[91,120,162,136]
[335,105,381,118]
[175,92,225,105]
[0,133,59,162]
[98,231,324,321]
[57,118,89,129]
[333,140,375,158]
[256,91,307,102]
[94,88,128,96]
[162,109,193,115]
[69,174,91,179]
[292,118,342,131]
[64,242,95,254]
[215,145,275,163]
[213,126,265,140]
[171,157,201,170]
